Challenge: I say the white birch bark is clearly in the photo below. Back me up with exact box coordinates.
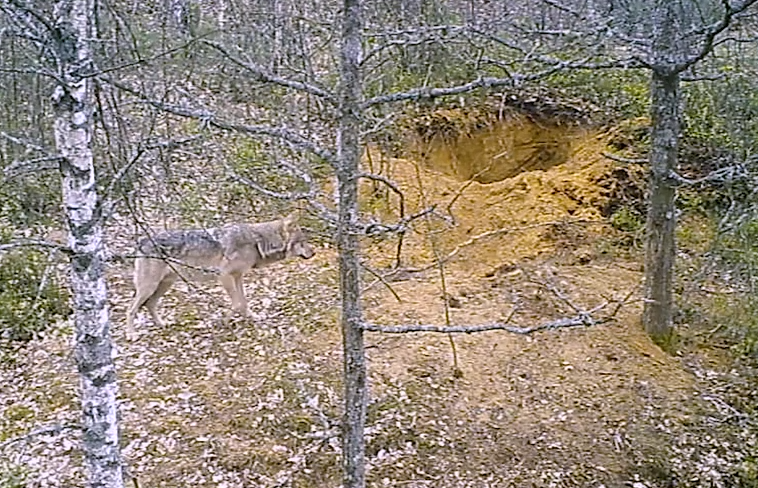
[52,0,125,486]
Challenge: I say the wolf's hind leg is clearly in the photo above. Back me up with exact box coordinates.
[143,275,176,328]
[126,283,160,337]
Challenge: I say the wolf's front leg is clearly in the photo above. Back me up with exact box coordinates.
[232,272,249,316]
[219,273,248,316]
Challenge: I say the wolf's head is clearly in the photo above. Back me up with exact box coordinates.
[283,213,315,260]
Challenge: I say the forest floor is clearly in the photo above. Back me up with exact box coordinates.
[1,116,756,488]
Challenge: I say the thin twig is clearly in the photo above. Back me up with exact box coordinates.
[0,423,80,449]
[360,262,402,303]
[602,152,647,164]
[0,240,73,255]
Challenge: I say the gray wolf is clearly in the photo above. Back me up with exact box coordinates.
[126,213,315,336]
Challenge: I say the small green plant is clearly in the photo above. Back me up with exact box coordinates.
[0,247,70,344]
[738,456,758,487]
[725,297,758,358]
[548,68,650,120]
[610,206,644,233]
[0,174,61,228]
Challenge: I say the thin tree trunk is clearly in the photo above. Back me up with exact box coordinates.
[644,69,678,346]
[644,0,679,347]
[52,1,124,486]
[337,0,366,487]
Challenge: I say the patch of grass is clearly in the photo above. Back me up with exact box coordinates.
[610,206,644,233]
[0,174,61,228]
[738,456,758,488]
[548,68,650,120]
[0,246,70,345]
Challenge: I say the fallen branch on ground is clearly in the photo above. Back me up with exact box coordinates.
[0,423,80,449]
[363,287,636,335]
[361,301,614,335]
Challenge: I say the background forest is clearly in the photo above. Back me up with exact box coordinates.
[2,0,758,487]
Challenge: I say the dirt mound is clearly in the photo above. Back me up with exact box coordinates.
[408,108,583,184]
[365,109,622,275]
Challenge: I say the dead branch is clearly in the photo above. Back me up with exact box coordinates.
[363,75,517,107]
[362,25,468,66]
[602,152,647,164]
[667,164,751,187]
[0,423,80,449]
[528,270,583,315]
[358,172,405,218]
[228,163,339,227]
[202,40,337,104]
[444,162,495,223]
[358,171,407,267]
[0,130,51,154]
[2,155,61,180]
[361,300,613,335]
[0,240,72,255]
[675,0,758,74]
[359,261,402,303]
[105,79,338,166]
[362,205,435,236]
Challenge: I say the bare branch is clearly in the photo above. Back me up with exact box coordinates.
[0,423,80,449]
[362,25,468,66]
[360,261,402,303]
[676,0,758,73]
[3,155,61,180]
[202,40,337,104]
[3,0,55,37]
[0,240,72,255]
[0,130,51,154]
[105,79,338,166]
[358,172,405,218]
[667,164,750,186]
[363,206,435,236]
[602,152,647,164]
[229,170,313,201]
[228,165,338,226]
[363,76,517,107]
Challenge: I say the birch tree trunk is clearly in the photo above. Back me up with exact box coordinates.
[643,0,679,346]
[52,0,125,486]
[337,0,367,486]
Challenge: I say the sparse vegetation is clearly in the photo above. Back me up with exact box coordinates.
[3,0,758,487]
[0,247,70,345]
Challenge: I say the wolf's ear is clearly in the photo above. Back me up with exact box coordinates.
[283,212,298,229]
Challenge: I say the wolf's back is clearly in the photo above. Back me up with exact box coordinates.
[137,229,223,258]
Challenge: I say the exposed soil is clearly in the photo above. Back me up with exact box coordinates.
[1,112,753,488]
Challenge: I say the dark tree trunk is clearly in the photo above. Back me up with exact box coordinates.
[644,0,680,346]
[337,0,367,487]
[52,0,125,486]
[644,69,678,346]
